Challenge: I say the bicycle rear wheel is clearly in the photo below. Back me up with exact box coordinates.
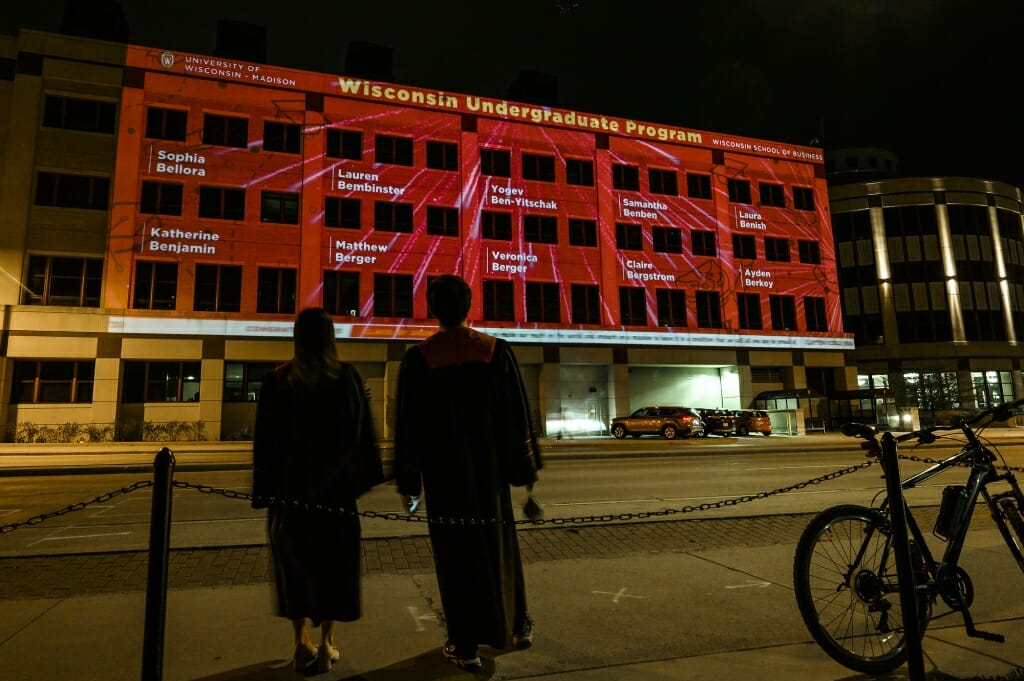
[793,504,927,675]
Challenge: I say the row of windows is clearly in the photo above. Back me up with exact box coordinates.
[10,360,200,404]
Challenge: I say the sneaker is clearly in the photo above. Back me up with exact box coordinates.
[442,642,482,671]
[512,617,534,650]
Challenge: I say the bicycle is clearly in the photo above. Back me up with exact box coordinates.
[792,398,1024,674]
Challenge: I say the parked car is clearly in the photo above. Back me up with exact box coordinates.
[609,406,705,440]
[732,409,772,436]
[695,408,736,436]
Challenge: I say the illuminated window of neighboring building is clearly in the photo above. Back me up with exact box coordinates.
[375,134,413,166]
[615,222,642,250]
[198,186,245,220]
[481,149,511,177]
[193,264,242,312]
[737,293,762,330]
[656,288,686,326]
[426,140,458,170]
[132,261,177,310]
[373,201,413,232]
[323,270,360,316]
[223,362,278,402]
[759,182,785,207]
[652,226,682,253]
[765,237,791,262]
[793,186,815,211]
[260,191,299,224]
[426,206,459,236]
[482,279,515,321]
[24,255,102,307]
[373,273,413,317]
[202,113,248,148]
[145,107,187,141]
[649,168,678,195]
[727,178,751,203]
[804,296,827,332]
[43,95,115,133]
[326,129,362,160]
[263,121,301,153]
[687,173,712,199]
[733,233,756,260]
[11,360,94,404]
[568,218,597,247]
[769,294,796,330]
[619,287,647,325]
[481,211,513,240]
[526,282,561,323]
[612,163,640,191]
[140,181,183,215]
[566,158,594,186]
[971,370,1014,409]
[324,197,361,228]
[798,240,821,264]
[571,284,601,324]
[524,215,558,244]
[522,153,556,182]
[691,229,717,257]
[256,267,296,314]
[122,361,201,403]
[696,290,722,328]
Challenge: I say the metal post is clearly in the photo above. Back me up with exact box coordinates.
[879,432,925,680]
[141,447,175,681]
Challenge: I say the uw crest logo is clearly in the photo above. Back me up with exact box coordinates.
[159,51,175,69]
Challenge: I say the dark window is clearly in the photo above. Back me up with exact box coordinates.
[571,284,601,324]
[566,159,594,186]
[140,181,183,215]
[193,264,242,312]
[481,211,513,240]
[373,201,413,232]
[616,222,643,250]
[691,230,717,257]
[568,218,597,247]
[35,172,109,210]
[323,270,360,316]
[481,149,511,177]
[793,186,815,211]
[326,129,362,160]
[619,287,647,325]
[426,206,459,237]
[24,256,102,306]
[122,361,201,403]
[652,226,683,253]
[656,288,686,326]
[769,295,797,330]
[145,107,187,141]
[798,239,821,264]
[199,186,246,220]
[526,282,561,323]
[523,215,558,244]
[260,191,299,224]
[804,296,828,332]
[133,261,177,310]
[727,178,752,204]
[695,290,722,328]
[202,114,248,148]
[373,273,413,317]
[522,153,556,182]
[482,280,515,321]
[649,169,678,195]
[263,121,301,154]
[324,197,361,228]
[737,293,762,330]
[256,267,296,314]
[223,362,278,402]
[759,182,785,207]
[426,141,458,170]
[687,173,712,199]
[765,237,791,262]
[11,360,94,404]
[612,163,640,191]
[375,134,413,166]
[43,95,115,133]
[733,234,756,260]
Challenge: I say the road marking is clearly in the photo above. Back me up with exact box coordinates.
[0,509,21,518]
[28,531,131,546]
[725,580,771,590]
[592,587,645,603]
[407,606,437,631]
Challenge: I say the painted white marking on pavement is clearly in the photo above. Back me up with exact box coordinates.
[0,509,21,518]
[27,531,131,546]
[725,580,771,589]
[407,606,437,631]
[592,587,645,603]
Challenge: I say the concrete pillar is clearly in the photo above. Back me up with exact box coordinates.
[538,362,561,438]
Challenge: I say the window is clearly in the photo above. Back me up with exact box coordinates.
[263,121,301,154]
[568,218,597,247]
[24,256,102,307]
[11,360,94,404]
[375,134,413,166]
[727,178,751,204]
[765,237,791,262]
[733,234,756,260]
[656,288,686,326]
[482,280,515,321]
[324,197,361,228]
[687,173,712,199]
[612,163,640,191]
[652,226,682,253]
[523,215,558,244]
[223,362,278,402]
[145,107,187,141]
[133,261,177,310]
[193,264,242,312]
[616,222,642,250]
[481,149,511,177]
[804,296,828,332]
[373,273,413,317]
[140,181,183,215]
[691,230,717,257]
[427,206,459,236]
[256,267,296,314]
[737,293,762,330]
[199,186,246,220]
[426,141,458,170]
[759,182,785,207]
[35,172,109,210]
[260,191,299,224]
[373,201,413,232]
[649,169,678,195]
[522,153,556,182]
[43,95,115,133]
[798,239,821,264]
[481,211,513,240]
[793,186,815,211]
[202,114,248,148]
[326,129,362,160]
[323,270,360,316]
[769,294,797,330]
[695,290,722,328]
[123,361,201,403]
[619,287,647,325]
[526,282,561,323]
[566,159,594,186]
[571,284,601,324]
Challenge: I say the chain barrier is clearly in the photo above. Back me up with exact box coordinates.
[0,480,153,534]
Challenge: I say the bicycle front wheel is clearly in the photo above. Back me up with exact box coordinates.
[793,504,923,675]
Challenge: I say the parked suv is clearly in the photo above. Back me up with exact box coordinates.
[695,408,736,436]
[733,409,772,436]
[610,406,705,440]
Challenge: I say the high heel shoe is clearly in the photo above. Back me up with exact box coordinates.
[292,643,317,673]
[312,641,340,674]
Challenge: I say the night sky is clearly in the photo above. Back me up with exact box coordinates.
[4,0,1022,187]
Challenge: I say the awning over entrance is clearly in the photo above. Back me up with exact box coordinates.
[753,388,823,401]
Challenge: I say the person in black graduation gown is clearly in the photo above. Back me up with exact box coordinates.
[394,274,542,670]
